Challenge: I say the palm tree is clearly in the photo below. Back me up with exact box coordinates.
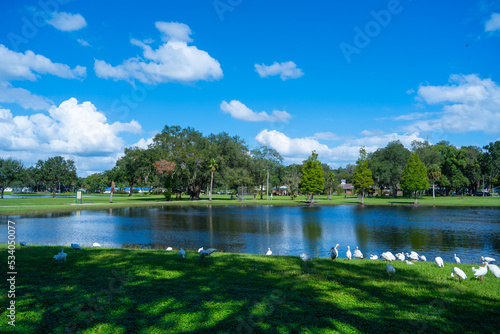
[209,159,218,201]
[328,171,335,200]
[427,164,441,200]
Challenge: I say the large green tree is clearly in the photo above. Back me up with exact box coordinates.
[300,151,325,203]
[40,156,77,198]
[251,146,283,200]
[401,152,428,204]
[0,158,24,199]
[352,148,374,205]
[116,147,144,197]
[283,164,302,199]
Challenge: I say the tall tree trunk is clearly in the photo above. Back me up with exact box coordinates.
[1,189,4,199]
[414,191,418,205]
[110,190,114,203]
[329,181,333,200]
[260,184,263,200]
[311,193,314,204]
[52,183,56,198]
[210,170,213,201]
[129,182,133,197]
[432,182,435,199]
[361,192,364,205]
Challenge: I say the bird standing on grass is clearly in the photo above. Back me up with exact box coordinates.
[472,263,488,281]
[53,248,67,264]
[451,267,467,282]
[198,247,204,253]
[487,264,500,278]
[71,243,82,253]
[166,247,173,251]
[266,248,272,256]
[454,254,460,263]
[396,253,405,261]
[386,264,396,279]
[480,256,496,264]
[435,257,444,268]
[20,242,29,249]
[381,252,396,261]
[200,248,217,260]
[354,246,363,259]
[369,254,378,260]
[300,253,312,262]
[179,248,186,261]
[406,251,419,261]
[329,244,339,260]
[92,242,101,247]
[419,255,427,262]
[405,260,414,265]
[346,246,352,260]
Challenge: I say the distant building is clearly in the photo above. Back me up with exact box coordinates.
[338,183,354,194]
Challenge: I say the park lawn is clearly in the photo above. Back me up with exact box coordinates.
[1,246,499,333]
[0,193,499,216]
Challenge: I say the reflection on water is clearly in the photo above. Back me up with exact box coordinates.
[2,205,499,263]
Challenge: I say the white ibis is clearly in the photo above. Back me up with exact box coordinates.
[419,255,427,262]
[369,254,378,260]
[435,257,444,268]
[346,246,352,260]
[451,267,467,281]
[266,248,272,256]
[353,246,363,259]
[487,264,500,278]
[386,264,396,279]
[53,248,67,264]
[300,253,312,262]
[166,247,173,251]
[200,248,217,260]
[472,263,488,281]
[92,242,101,247]
[179,248,186,261]
[405,260,414,265]
[20,242,29,249]
[381,252,396,261]
[454,254,460,263]
[329,244,339,260]
[198,247,204,253]
[480,256,496,263]
[396,253,405,261]
[71,243,82,253]
[406,251,419,261]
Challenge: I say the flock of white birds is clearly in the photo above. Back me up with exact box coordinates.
[19,241,500,281]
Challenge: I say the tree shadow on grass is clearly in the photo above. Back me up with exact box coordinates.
[5,247,500,333]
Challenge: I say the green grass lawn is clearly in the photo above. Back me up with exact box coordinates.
[1,246,499,333]
[1,193,499,216]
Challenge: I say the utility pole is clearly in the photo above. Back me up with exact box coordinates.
[267,170,269,201]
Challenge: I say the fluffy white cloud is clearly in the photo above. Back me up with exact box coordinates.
[485,13,500,32]
[0,81,52,110]
[94,22,223,84]
[47,12,87,32]
[254,61,304,80]
[77,39,90,47]
[255,129,423,165]
[0,44,86,81]
[414,74,500,133]
[0,98,141,174]
[220,100,291,122]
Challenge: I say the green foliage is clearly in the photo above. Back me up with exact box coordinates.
[352,148,374,203]
[401,153,428,203]
[0,158,24,198]
[300,151,324,200]
[39,156,77,198]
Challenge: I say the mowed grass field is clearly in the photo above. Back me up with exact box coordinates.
[1,245,499,333]
[1,193,499,215]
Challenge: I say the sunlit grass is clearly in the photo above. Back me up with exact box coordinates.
[0,245,499,333]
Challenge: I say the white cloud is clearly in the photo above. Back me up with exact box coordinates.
[94,22,223,84]
[0,44,86,81]
[0,98,141,174]
[130,135,157,149]
[414,74,500,133]
[255,129,423,165]
[47,12,87,32]
[220,100,291,122]
[0,81,52,110]
[312,132,342,141]
[77,39,90,47]
[485,13,500,32]
[254,61,304,80]
[392,112,436,121]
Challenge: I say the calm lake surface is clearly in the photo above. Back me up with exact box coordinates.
[3,205,499,263]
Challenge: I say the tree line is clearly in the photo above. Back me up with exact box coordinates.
[1,125,499,200]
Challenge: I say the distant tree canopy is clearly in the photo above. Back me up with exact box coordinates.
[2,125,500,199]
[401,152,428,204]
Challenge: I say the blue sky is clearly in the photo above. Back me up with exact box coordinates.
[1,0,500,176]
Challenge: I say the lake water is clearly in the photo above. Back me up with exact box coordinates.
[2,205,499,263]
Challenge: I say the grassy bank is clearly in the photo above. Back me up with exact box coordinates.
[1,246,499,333]
[1,193,499,216]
